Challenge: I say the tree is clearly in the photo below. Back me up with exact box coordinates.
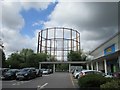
[47,55,57,62]
[67,50,82,61]
[36,53,48,62]
[6,48,49,68]
[67,50,88,61]
[6,52,22,68]
[20,48,34,63]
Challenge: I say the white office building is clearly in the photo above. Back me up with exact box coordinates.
[87,32,120,74]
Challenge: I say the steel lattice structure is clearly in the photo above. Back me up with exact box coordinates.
[37,27,80,61]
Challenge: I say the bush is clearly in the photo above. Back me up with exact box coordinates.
[100,80,120,89]
[78,74,112,88]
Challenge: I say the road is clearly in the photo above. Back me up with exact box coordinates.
[2,72,77,90]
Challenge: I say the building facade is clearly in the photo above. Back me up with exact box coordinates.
[87,32,120,74]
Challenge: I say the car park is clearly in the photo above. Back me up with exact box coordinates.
[0,68,9,80]
[36,69,42,77]
[2,69,20,80]
[16,68,37,80]
[78,70,103,79]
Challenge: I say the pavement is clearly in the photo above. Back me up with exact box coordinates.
[1,72,79,90]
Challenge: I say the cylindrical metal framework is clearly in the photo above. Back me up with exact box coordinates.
[37,27,80,61]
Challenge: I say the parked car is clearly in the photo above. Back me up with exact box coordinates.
[3,69,20,80]
[71,69,75,74]
[16,68,37,80]
[36,69,42,77]
[41,69,49,74]
[104,72,113,78]
[47,69,53,74]
[0,68,9,80]
[73,69,82,79]
[49,69,53,74]
[78,70,103,79]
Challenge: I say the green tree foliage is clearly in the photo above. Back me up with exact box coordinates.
[6,48,48,68]
[67,50,82,61]
[67,50,87,61]
[6,52,22,68]
[20,48,34,63]
[56,64,68,71]
[47,55,57,62]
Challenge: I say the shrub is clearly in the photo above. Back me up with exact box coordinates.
[78,74,112,88]
[100,80,120,90]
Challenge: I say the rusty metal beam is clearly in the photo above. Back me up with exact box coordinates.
[45,29,48,53]
[40,31,42,53]
[37,32,40,53]
[50,39,52,56]
[38,27,80,61]
[62,28,64,61]
[76,31,78,51]
[79,33,81,51]
[54,27,56,56]
[71,29,72,51]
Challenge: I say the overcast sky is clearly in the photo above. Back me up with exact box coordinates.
[0,0,119,58]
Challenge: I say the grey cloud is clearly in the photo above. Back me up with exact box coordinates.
[69,2,118,29]
[44,2,118,51]
[2,2,25,30]
[81,26,118,41]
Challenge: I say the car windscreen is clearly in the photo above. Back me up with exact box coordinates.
[6,70,15,73]
[20,69,30,72]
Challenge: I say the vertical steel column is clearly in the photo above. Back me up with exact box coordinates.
[50,39,52,56]
[79,33,81,51]
[39,63,41,69]
[40,31,43,53]
[96,62,99,71]
[62,28,64,61]
[45,29,48,53]
[69,64,71,72]
[71,29,72,51]
[86,63,89,70]
[54,28,56,57]
[67,40,69,57]
[53,64,55,73]
[76,31,78,51]
[91,62,93,70]
[37,32,40,53]
[104,59,107,74]
[73,38,74,51]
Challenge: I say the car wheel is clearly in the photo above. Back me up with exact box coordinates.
[11,76,14,80]
[27,76,31,80]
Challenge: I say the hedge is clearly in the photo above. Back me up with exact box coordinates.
[100,80,120,90]
[78,74,112,88]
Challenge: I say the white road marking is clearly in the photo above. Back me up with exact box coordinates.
[12,81,30,86]
[12,83,16,85]
[39,83,48,89]
[43,75,50,76]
